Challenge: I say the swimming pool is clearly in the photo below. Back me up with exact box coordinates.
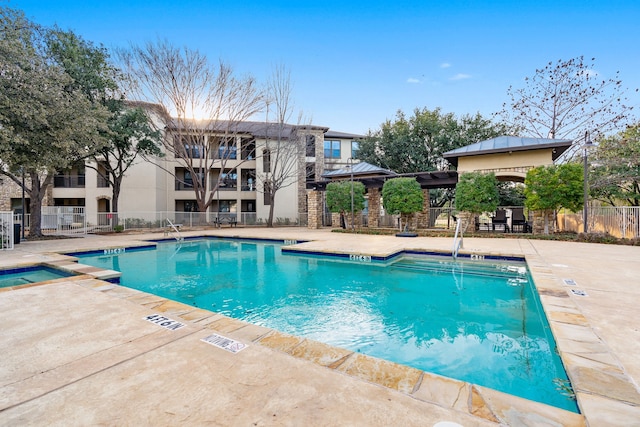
[0,265,74,288]
[76,238,577,412]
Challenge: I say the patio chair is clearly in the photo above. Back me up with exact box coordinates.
[492,209,509,232]
[511,208,530,233]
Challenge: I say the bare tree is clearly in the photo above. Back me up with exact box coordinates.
[258,65,307,227]
[119,40,263,214]
[499,56,636,152]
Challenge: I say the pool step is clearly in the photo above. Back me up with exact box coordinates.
[390,257,526,279]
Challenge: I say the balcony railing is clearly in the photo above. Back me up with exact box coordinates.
[53,175,85,188]
[97,176,110,188]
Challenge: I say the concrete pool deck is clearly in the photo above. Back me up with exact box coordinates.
[0,228,638,426]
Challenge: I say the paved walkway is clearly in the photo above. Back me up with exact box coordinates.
[0,228,638,426]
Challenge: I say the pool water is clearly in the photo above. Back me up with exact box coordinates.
[0,266,72,288]
[77,238,577,412]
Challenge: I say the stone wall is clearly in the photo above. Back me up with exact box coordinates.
[415,189,430,229]
[306,189,323,229]
[532,210,555,234]
[0,175,53,212]
[367,188,380,228]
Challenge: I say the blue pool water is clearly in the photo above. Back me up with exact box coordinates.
[0,265,73,288]
[76,238,577,412]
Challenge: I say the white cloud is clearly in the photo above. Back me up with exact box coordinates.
[440,62,451,68]
[407,77,421,84]
[584,69,599,78]
[450,73,471,81]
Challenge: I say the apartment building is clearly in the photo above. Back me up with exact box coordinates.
[0,109,363,227]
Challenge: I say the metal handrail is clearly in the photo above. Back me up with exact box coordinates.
[166,218,184,241]
[452,217,463,259]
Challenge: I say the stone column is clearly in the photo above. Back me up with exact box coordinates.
[415,189,430,229]
[331,212,341,228]
[306,190,323,229]
[367,188,381,228]
[532,210,555,234]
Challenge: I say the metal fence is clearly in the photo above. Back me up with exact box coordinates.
[1,212,14,250]
[558,206,640,239]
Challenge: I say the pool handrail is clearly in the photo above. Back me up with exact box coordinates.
[452,217,463,259]
[166,218,184,242]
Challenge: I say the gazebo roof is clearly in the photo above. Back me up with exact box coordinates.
[443,136,573,166]
[321,162,396,178]
[310,162,458,191]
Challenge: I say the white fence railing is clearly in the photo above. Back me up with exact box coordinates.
[559,206,640,239]
[1,212,15,250]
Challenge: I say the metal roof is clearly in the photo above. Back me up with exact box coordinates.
[312,163,458,191]
[321,162,396,178]
[443,136,573,166]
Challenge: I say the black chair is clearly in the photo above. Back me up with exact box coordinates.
[511,208,530,233]
[492,209,509,232]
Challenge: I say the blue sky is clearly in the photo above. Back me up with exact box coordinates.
[10,0,640,134]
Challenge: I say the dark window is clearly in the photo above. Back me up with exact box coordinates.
[174,135,205,158]
[263,149,271,173]
[241,137,255,160]
[305,135,316,157]
[351,141,359,159]
[306,163,315,182]
[264,181,271,205]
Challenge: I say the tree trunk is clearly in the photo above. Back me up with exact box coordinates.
[27,172,51,238]
[112,178,121,227]
[267,191,275,227]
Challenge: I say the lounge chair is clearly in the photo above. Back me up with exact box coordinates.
[492,209,509,232]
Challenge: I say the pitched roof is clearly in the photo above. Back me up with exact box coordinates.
[324,130,365,139]
[321,162,396,178]
[443,136,574,166]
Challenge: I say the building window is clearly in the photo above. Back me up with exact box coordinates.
[264,181,272,205]
[184,201,198,212]
[263,149,271,173]
[351,141,359,159]
[306,162,315,182]
[218,200,237,213]
[174,135,205,158]
[241,137,255,160]
[184,169,204,188]
[217,139,237,160]
[324,140,341,159]
[241,169,256,191]
[306,135,316,157]
[219,170,237,190]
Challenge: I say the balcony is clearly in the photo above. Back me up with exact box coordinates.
[53,175,85,188]
[175,181,196,191]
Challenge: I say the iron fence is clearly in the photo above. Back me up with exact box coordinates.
[1,212,14,250]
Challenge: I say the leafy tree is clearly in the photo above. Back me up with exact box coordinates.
[0,7,110,236]
[455,172,499,221]
[326,180,366,229]
[590,124,640,206]
[497,182,526,206]
[524,164,583,233]
[357,107,509,209]
[382,177,424,231]
[500,56,636,151]
[87,106,163,216]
